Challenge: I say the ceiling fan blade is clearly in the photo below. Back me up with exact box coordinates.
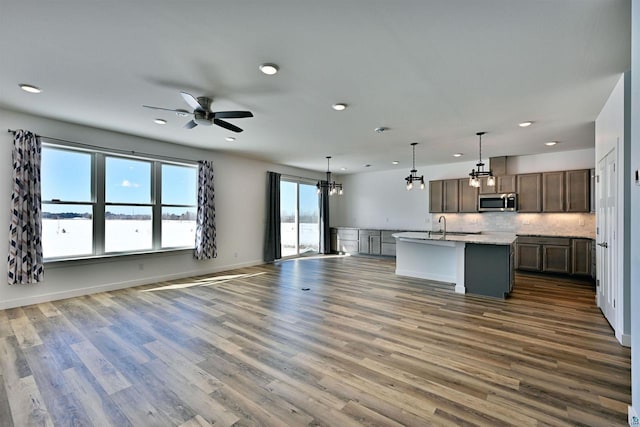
[184,120,198,129]
[143,105,186,113]
[213,111,254,119]
[180,91,204,111]
[214,118,243,133]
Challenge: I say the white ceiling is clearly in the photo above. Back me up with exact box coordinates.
[0,1,630,174]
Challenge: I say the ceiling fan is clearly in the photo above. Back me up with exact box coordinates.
[143,92,253,132]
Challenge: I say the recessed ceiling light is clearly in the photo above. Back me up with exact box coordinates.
[545,141,558,146]
[153,118,167,125]
[340,167,347,171]
[225,136,236,142]
[363,164,371,168]
[392,161,399,165]
[519,121,533,127]
[259,63,279,75]
[176,111,189,117]
[374,127,389,133]
[453,153,463,157]
[332,103,347,111]
[19,84,41,93]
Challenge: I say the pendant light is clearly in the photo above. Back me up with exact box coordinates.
[405,142,424,190]
[468,131,495,188]
[316,156,343,195]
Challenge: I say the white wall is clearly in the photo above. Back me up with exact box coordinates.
[332,148,595,232]
[630,0,639,420]
[0,108,324,309]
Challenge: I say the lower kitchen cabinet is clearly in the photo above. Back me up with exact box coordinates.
[516,242,541,271]
[358,229,381,255]
[572,238,592,276]
[516,236,593,277]
[381,231,397,256]
[332,227,359,254]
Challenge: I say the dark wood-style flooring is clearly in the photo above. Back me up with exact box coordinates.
[0,255,631,426]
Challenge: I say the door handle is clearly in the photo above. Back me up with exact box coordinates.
[597,242,608,248]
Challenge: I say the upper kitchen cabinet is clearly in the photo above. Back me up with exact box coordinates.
[542,171,565,212]
[458,178,478,212]
[429,180,443,213]
[497,175,516,193]
[429,179,459,213]
[542,169,590,213]
[516,173,542,212]
[565,169,590,212]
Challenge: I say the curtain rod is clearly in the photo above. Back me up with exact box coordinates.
[280,173,322,183]
[7,128,198,165]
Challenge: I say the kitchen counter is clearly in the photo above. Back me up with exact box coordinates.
[517,233,595,239]
[395,232,516,246]
[393,232,515,298]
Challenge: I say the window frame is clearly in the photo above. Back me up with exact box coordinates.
[41,141,198,262]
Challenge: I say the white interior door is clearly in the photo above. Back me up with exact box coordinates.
[596,149,617,328]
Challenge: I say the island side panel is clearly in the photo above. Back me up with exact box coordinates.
[464,243,513,299]
[395,238,466,291]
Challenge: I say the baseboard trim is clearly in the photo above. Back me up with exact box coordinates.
[621,333,632,347]
[0,259,264,310]
[629,405,639,426]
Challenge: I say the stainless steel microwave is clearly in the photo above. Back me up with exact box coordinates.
[478,193,517,212]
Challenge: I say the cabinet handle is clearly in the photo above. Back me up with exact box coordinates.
[597,242,608,248]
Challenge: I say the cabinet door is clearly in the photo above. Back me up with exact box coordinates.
[443,179,459,212]
[429,180,443,213]
[542,245,571,274]
[516,173,542,212]
[543,171,565,212]
[358,234,370,254]
[516,243,541,271]
[479,177,497,194]
[497,175,516,193]
[330,230,338,253]
[566,169,590,212]
[571,239,591,275]
[458,178,478,212]
[381,243,396,256]
[369,235,381,255]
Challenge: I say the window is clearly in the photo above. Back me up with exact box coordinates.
[280,179,319,257]
[41,143,198,260]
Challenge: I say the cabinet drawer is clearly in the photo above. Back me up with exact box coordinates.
[381,231,397,243]
[336,229,358,240]
[518,236,570,246]
[337,239,359,254]
[381,242,396,256]
[359,229,381,238]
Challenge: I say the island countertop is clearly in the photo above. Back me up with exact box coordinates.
[393,232,516,246]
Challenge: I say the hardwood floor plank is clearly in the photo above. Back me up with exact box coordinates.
[0,257,631,426]
[70,340,132,395]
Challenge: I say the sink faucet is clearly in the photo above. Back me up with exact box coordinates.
[438,215,446,239]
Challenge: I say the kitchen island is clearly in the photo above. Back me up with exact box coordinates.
[393,232,516,298]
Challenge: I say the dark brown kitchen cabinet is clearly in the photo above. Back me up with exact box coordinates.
[543,171,566,212]
[443,179,459,212]
[479,176,496,194]
[572,238,592,276]
[429,179,459,213]
[516,173,542,212]
[429,180,443,213]
[458,178,478,212]
[542,244,571,274]
[516,243,541,271]
[497,175,516,193]
[566,169,590,212]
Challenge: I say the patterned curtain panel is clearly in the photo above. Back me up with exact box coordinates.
[194,160,217,260]
[7,130,44,285]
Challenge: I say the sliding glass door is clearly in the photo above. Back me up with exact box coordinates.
[280,180,319,257]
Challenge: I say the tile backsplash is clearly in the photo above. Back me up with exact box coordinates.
[429,212,596,238]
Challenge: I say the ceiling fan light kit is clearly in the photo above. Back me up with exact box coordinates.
[405,142,424,190]
[143,91,253,133]
[468,131,495,188]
